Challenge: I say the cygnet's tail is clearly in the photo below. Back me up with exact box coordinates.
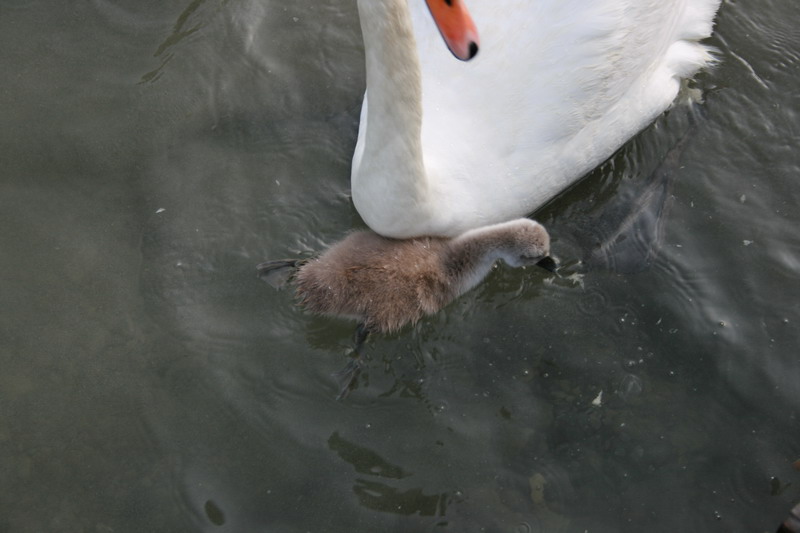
[256,259,303,289]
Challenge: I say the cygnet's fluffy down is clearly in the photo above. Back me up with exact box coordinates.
[258,218,553,335]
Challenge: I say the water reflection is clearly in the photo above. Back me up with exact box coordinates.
[329,430,450,518]
[3,0,800,531]
[0,0,42,8]
[204,499,226,526]
[353,479,448,517]
[554,106,700,275]
[140,0,211,83]
[328,431,412,479]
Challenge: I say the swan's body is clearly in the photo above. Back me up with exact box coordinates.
[258,218,550,334]
[352,0,721,238]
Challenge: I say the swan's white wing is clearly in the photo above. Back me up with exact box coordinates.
[409,0,720,229]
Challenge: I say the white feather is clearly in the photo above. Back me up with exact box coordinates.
[352,0,721,238]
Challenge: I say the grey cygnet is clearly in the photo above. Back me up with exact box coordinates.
[258,218,555,398]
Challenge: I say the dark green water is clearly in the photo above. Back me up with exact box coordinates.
[1,1,799,531]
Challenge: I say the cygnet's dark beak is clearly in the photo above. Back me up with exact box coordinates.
[536,256,558,273]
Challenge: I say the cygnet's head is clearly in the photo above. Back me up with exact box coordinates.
[455,218,551,268]
[497,218,551,267]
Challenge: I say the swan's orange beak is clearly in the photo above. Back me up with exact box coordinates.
[424,0,480,61]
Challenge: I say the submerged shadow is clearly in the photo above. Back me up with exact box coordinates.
[328,431,450,517]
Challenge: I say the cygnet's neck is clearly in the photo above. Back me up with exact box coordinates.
[444,220,534,296]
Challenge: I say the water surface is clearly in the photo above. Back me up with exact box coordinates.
[1,0,799,531]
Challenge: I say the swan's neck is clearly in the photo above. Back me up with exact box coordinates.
[358,0,423,133]
[354,0,432,237]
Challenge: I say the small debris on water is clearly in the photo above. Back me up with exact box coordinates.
[591,390,603,407]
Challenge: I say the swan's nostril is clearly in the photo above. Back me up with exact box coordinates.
[468,41,479,60]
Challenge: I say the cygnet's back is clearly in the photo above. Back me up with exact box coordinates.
[295,232,452,334]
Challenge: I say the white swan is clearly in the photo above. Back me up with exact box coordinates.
[351,0,721,238]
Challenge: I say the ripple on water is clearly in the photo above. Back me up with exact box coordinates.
[89,0,179,32]
[617,373,644,401]
[0,0,43,8]
[513,521,538,533]
[576,287,608,317]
